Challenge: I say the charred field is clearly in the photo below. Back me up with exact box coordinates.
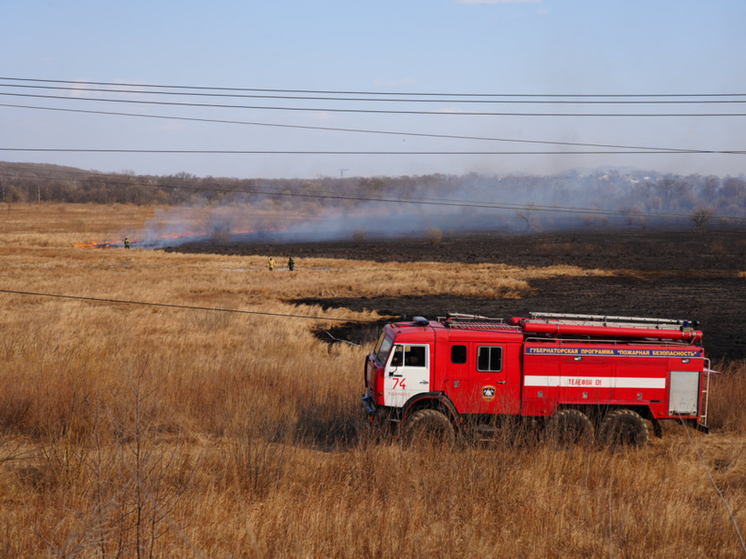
[2,203,746,557]
[171,227,746,360]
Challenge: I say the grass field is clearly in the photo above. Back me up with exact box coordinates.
[0,203,745,558]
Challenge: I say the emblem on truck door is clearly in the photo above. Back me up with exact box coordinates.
[482,386,496,401]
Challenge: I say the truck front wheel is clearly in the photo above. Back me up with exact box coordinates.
[599,409,650,448]
[546,409,594,447]
[403,409,456,446]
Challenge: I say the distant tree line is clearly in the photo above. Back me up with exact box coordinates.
[1,162,745,224]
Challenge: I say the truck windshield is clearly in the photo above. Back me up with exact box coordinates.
[375,334,394,365]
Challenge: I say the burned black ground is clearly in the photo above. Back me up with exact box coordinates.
[170,228,746,360]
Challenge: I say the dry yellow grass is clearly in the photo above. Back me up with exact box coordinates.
[0,203,744,558]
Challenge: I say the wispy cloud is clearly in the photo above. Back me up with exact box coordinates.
[374,79,417,88]
[435,107,469,114]
[312,112,335,121]
[70,80,91,98]
[456,0,540,4]
[154,121,188,131]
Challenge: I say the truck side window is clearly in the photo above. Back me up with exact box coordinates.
[477,346,503,372]
[390,345,403,367]
[451,345,467,364]
[404,345,426,367]
[390,345,427,368]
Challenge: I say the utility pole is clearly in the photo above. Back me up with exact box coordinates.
[340,169,350,178]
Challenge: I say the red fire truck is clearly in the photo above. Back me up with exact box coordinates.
[362,312,712,445]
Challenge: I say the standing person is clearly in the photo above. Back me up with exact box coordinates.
[268,257,275,271]
[288,256,295,271]
[124,237,130,249]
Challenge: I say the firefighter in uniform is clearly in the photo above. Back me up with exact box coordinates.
[124,237,130,249]
[288,257,295,271]
[268,257,275,271]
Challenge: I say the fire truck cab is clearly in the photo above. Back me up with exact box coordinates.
[362,312,711,446]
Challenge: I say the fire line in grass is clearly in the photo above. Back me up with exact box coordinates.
[74,226,290,249]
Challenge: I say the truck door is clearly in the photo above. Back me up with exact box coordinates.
[472,343,521,415]
[383,344,431,408]
[444,343,472,413]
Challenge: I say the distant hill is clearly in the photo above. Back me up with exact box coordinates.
[0,161,743,234]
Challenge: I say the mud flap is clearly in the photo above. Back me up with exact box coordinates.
[651,417,663,438]
[362,393,377,415]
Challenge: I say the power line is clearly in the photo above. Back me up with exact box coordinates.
[0,288,374,323]
[3,76,746,99]
[3,91,746,117]
[4,102,734,154]
[4,82,746,105]
[5,148,744,155]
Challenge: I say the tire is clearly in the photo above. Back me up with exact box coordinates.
[546,409,594,447]
[599,409,650,448]
[402,409,456,447]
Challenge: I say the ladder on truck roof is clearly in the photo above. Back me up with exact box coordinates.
[439,313,517,332]
[521,312,702,343]
[441,312,504,322]
[529,312,696,331]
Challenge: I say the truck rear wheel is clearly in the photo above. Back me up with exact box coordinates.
[599,409,650,448]
[403,409,456,446]
[546,409,594,447]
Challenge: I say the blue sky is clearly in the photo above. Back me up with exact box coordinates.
[2,0,745,179]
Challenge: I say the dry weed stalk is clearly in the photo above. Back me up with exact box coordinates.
[0,204,744,557]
